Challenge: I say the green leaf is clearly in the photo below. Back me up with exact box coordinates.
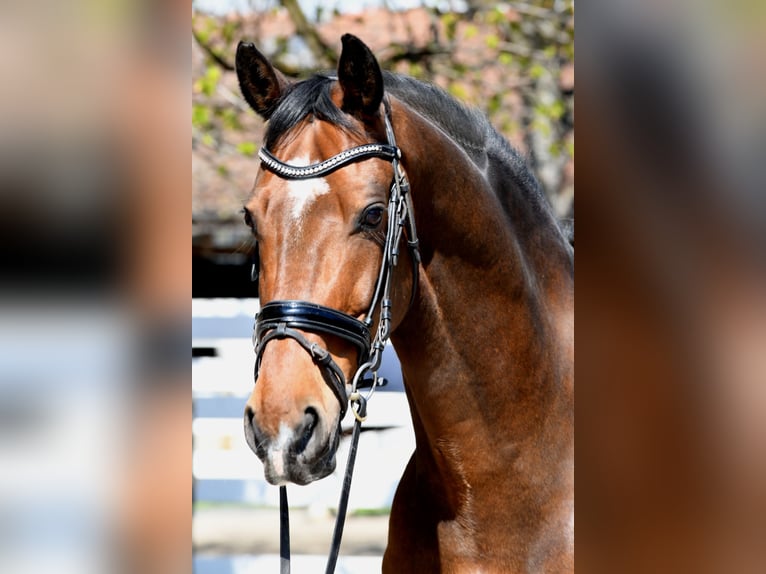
[192,104,210,128]
[487,94,502,114]
[487,7,505,25]
[221,109,241,131]
[200,66,221,97]
[441,13,458,41]
[193,16,216,48]
[531,118,552,137]
[486,34,499,49]
[530,64,546,80]
[237,142,257,156]
[550,100,566,120]
[448,82,468,101]
[499,52,514,66]
[222,21,238,43]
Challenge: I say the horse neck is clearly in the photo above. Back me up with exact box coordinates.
[389,99,574,510]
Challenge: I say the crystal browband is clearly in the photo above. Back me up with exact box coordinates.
[258,143,399,180]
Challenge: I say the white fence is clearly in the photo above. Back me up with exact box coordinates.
[192,299,414,572]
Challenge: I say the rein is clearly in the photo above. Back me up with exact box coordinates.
[252,99,419,573]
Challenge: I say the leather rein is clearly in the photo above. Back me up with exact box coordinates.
[252,99,420,574]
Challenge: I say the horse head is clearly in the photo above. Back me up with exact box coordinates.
[237,35,414,486]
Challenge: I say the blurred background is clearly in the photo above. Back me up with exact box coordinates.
[0,0,764,573]
[191,1,573,571]
[0,1,189,573]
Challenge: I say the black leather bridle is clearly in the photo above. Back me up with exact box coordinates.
[251,99,419,574]
[252,99,419,419]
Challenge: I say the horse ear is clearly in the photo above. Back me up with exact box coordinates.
[236,41,288,119]
[337,34,384,117]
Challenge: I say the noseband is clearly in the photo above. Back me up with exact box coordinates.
[252,100,420,420]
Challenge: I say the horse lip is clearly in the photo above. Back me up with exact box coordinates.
[291,422,340,484]
[262,420,341,486]
[268,450,336,486]
[288,458,335,486]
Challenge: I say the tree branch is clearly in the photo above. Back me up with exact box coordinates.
[380,43,452,66]
[192,26,234,71]
[279,0,337,66]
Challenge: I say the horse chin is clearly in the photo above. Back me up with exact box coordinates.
[288,454,337,486]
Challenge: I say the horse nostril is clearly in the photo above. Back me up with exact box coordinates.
[243,405,267,458]
[244,406,259,437]
[292,407,319,456]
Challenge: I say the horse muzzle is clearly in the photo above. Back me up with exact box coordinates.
[245,300,370,485]
[244,402,341,485]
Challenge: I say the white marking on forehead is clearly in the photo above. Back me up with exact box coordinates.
[284,155,330,225]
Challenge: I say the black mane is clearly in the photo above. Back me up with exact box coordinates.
[381,73,542,201]
[264,71,549,218]
[264,74,359,150]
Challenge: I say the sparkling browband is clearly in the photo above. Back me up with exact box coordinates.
[259,143,399,180]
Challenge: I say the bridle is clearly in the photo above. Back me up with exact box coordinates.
[253,97,420,425]
[251,98,420,574]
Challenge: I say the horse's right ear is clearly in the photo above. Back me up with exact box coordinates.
[236,42,288,119]
[337,34,383,117]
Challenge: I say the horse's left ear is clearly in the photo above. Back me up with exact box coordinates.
[236,41,289,119]
[337,34,384,117]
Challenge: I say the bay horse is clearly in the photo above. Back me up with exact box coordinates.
[238,34,573,573]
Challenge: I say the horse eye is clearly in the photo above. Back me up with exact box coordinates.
[361,206,384,229]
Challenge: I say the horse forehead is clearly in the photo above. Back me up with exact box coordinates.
[277,155,332,223]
